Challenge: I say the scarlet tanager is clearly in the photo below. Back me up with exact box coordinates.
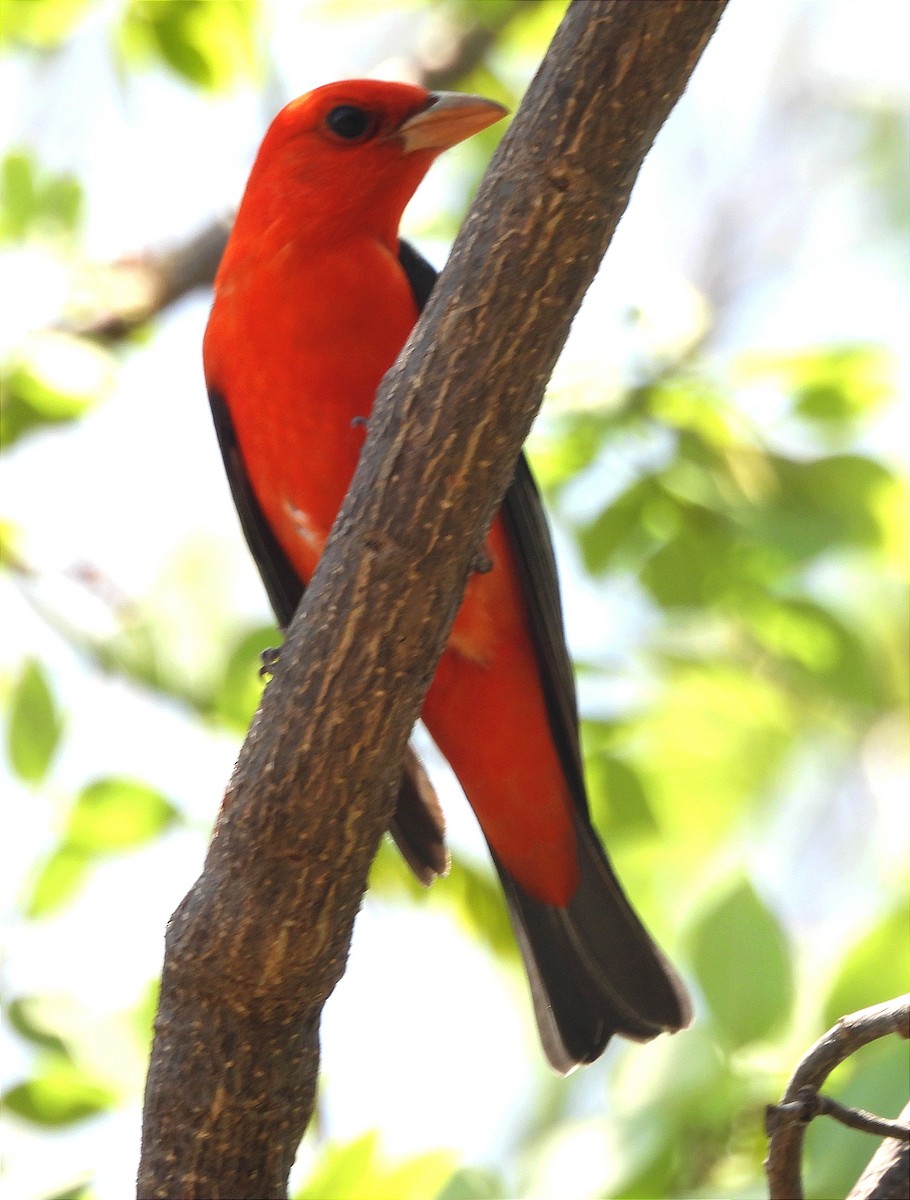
[203,80,690,1071]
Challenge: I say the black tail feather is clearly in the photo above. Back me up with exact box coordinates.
[494,811,691,1073]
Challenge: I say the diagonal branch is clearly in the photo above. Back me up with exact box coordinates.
[136,3,728,1197]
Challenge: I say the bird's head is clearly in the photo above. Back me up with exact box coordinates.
[232,79,507,250]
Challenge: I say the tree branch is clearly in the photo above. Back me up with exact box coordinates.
[136,3,728,1197]
[765,995,910,1200]
[847,1101,910,1200]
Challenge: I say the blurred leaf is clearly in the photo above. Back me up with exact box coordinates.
[25,845,92,918]
[5,997,69,1057]
[528,409,611,493]
[120,0,260,90]
[0,150,83,241]
[0,517,23,566]
[368,837,427,901]
[688,877,793,1050]
[0,151,35,240]
[41,1184,92,1200]
[436,855,515,961]
[640,507,753,608]
[436,1167,507,1200]
[2,1057,116,1126]
[1,331,113,449]
[609,1025,757,1198]
[874,474,910,574]
[581,733,658,841]
[643,375,735,448]
[0,0,94,49]
[295,1131,457,1200]
[631,665,793,848]
[65,777,179,852]
[213,623,276,730]
[296,1131,378,1200]
[823,905,910,1029]
[737,346,892,428]
[741,597,881,707]
[577,474,666,575]
[6,658,62,785]
[753,453,893,561]
[379,1151,462,1200]
[861,106,910,234]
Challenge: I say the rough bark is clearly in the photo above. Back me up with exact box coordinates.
[137,2,728,1197]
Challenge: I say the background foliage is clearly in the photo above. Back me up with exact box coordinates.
[1,2,907,1198]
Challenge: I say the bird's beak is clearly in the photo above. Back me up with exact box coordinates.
[396,91,508,154]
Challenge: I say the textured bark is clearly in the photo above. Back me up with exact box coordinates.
[137,2,728,1197]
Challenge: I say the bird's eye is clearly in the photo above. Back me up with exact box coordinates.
[324,105,375,142]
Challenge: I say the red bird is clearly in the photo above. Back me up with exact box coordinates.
[204,79,690,1071]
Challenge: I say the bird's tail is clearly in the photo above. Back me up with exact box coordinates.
[494,810,691,1073]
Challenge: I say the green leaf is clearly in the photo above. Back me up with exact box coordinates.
[25,845,92,918]
[65,777,179,852]
[40,1184,92,1200]
[643,375,735,448]
[120,0,259,91]
[435,1167,507,1200]
[295,1133,457,1200]
[295,1131,379,1200]
[1,332,112,448]
[688,876,793,1049]
[6,658,62,785]
[0,0,94,49]
[435,856,516,961]
[823,905,910,1029]
[0,517,23,567]
[0,151,36,240]
[582,736,658,841]
[639,510,754,608]
[753,453,894,561]
[577,475,667,575]
[213,623,276,730]
[631,665,793,849]
[5,997,70,1057]
[40,174,83,234]
[0,150,83,241]
[2,1057,116,1126]
[528,409,611,492]
[740,597,880,707]
[738,346,892,428]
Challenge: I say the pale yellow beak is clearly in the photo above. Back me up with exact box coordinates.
[396,91,508,154]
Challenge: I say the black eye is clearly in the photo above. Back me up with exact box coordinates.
[325,105,374,141]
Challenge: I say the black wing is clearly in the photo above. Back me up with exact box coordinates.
[208,387,302,630]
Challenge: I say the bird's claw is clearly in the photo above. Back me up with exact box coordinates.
[259,646,281,678]
[472,549,494,575]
